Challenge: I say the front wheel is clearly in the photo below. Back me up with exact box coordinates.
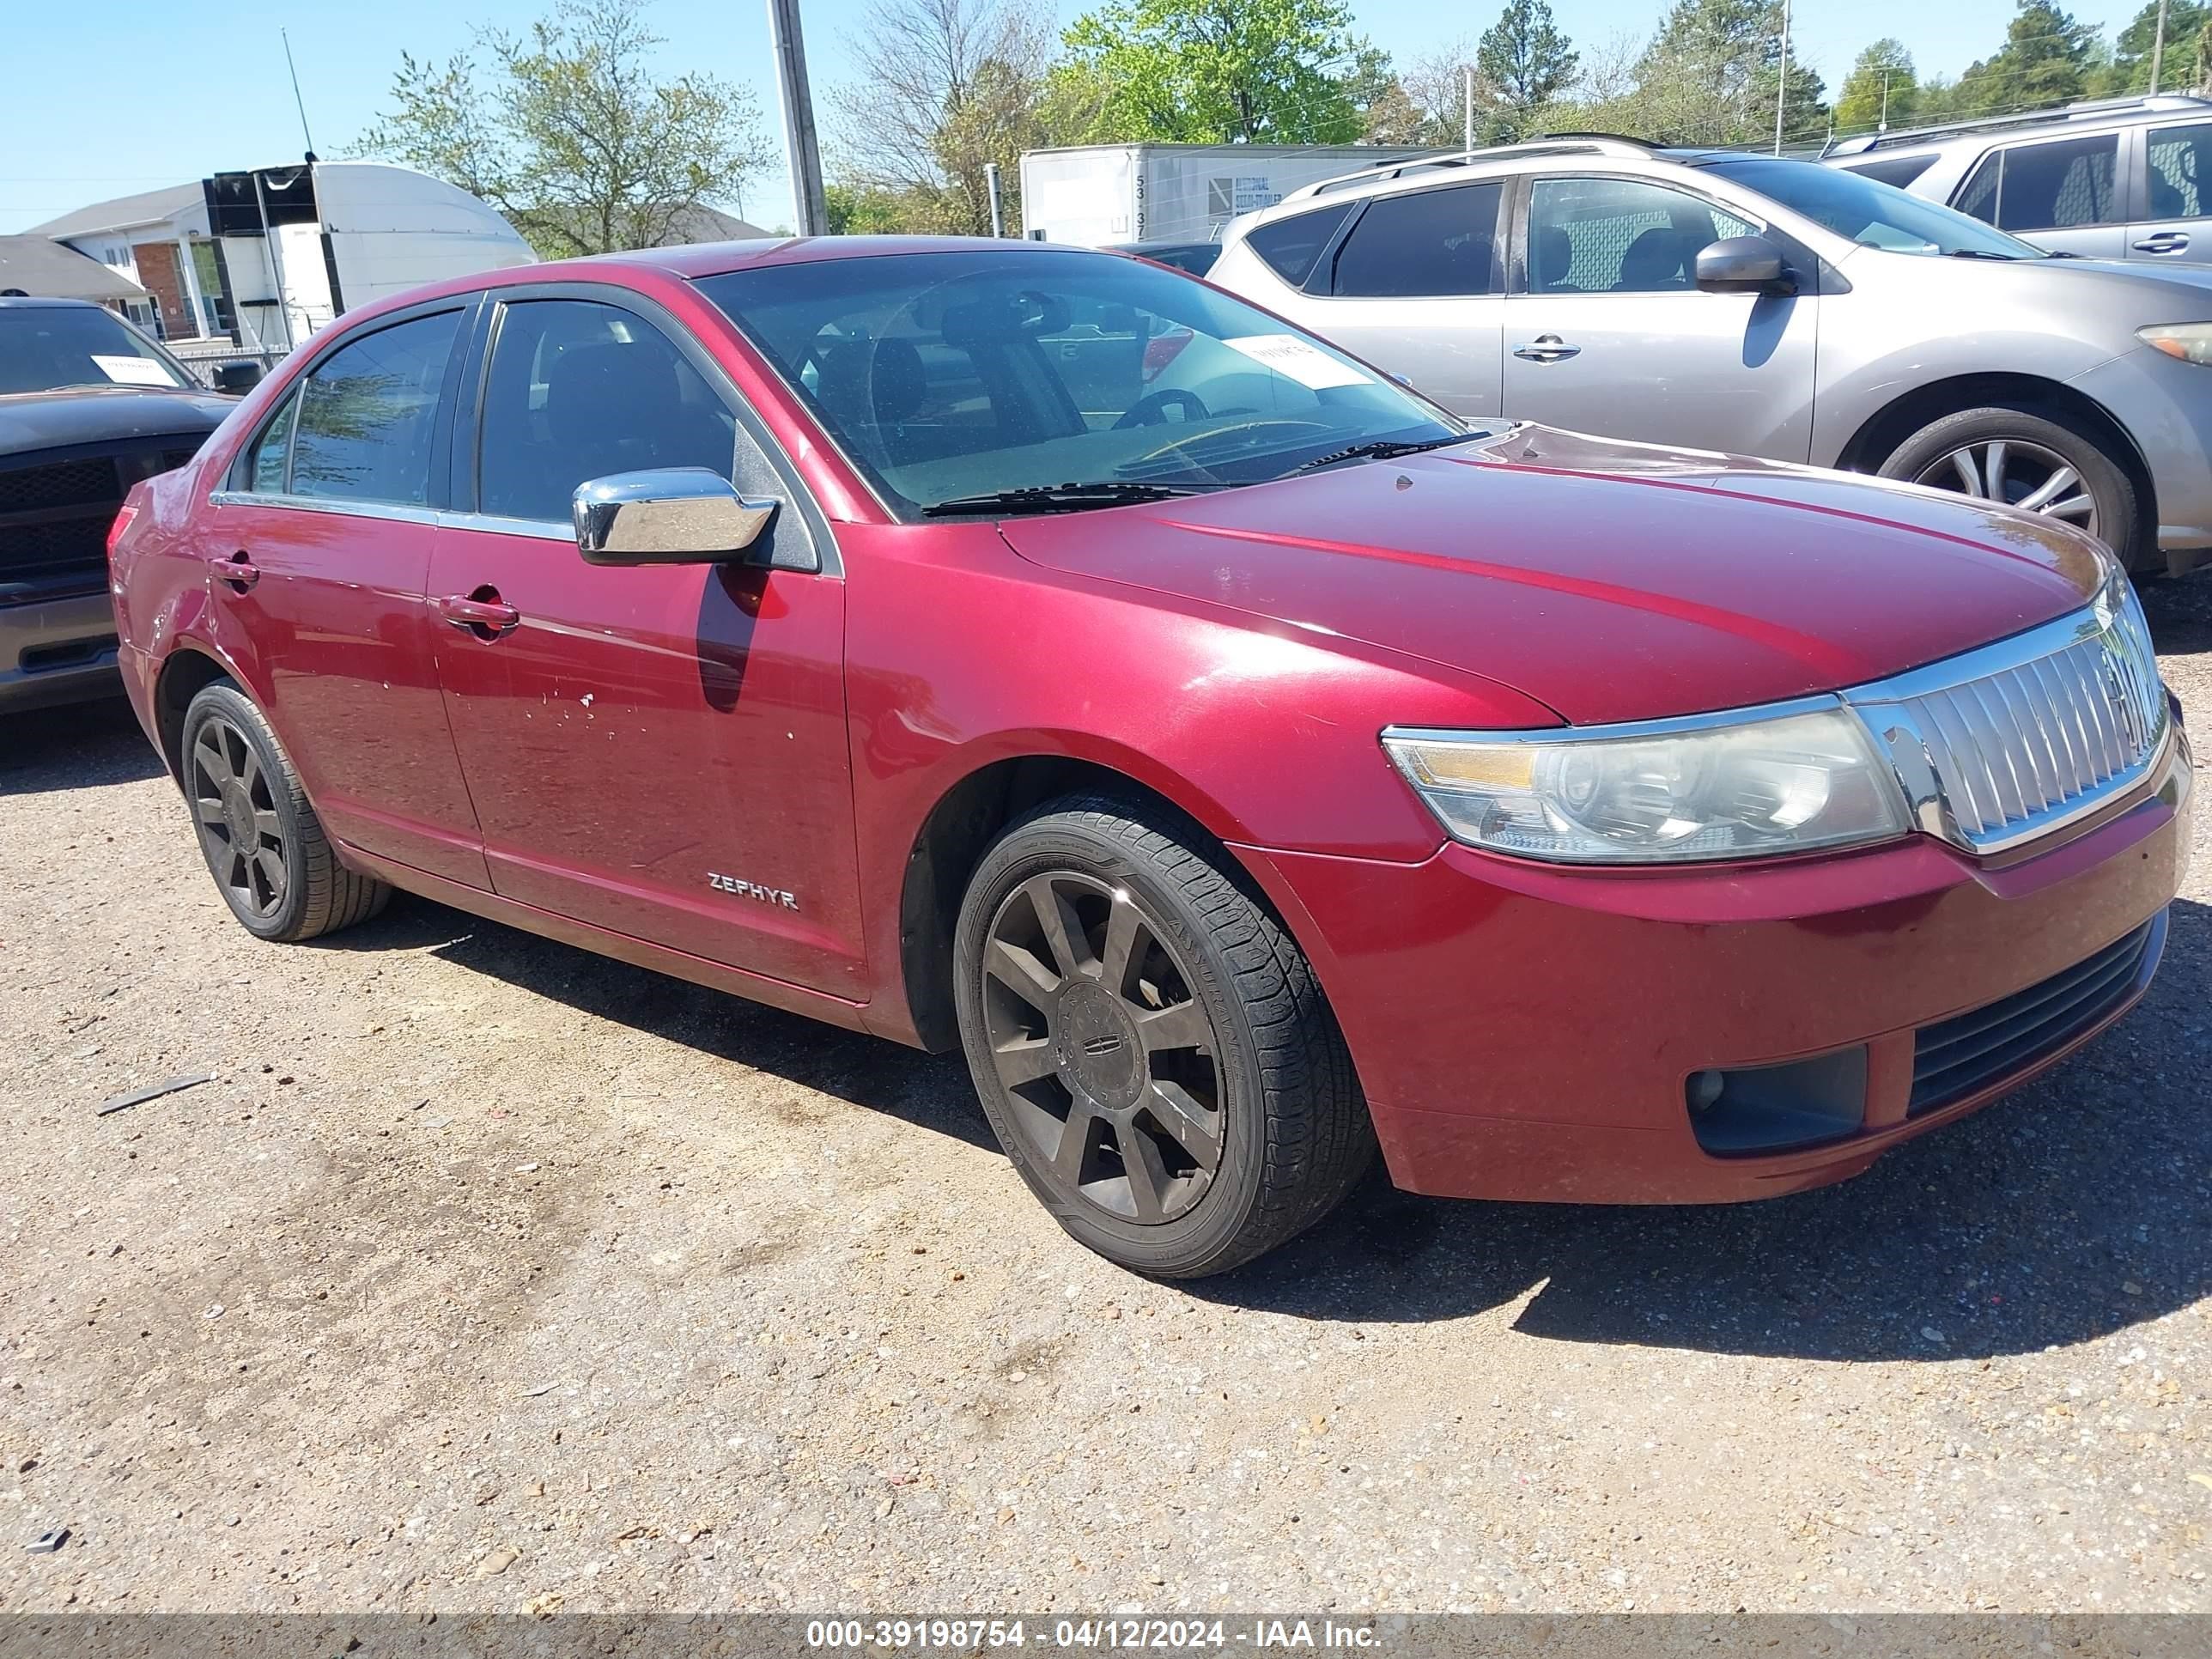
[951,796,1373,1278]
[1876,405,2141,569]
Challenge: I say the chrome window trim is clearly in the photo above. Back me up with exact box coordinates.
[437,509,569,540]
[206,490,442,529]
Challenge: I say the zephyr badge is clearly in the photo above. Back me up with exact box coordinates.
[708,873,799,910]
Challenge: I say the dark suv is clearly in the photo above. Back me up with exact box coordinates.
[1,297,231,713]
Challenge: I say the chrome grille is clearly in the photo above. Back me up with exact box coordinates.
[1846,580,2171,855]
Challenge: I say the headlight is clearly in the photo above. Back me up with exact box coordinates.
[2136,323,2212,365]
[1382,704,1911,865]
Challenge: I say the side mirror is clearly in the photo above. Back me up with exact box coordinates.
[212,362,264,394]
[573,469,778,566]
[1694,235,1796,295]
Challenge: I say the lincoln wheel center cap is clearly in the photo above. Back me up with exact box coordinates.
[1054,979,1145,1110]
[221,781,256,847]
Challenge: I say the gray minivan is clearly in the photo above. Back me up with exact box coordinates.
[1825,93,2212,264]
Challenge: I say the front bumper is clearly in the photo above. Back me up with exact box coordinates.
[0,588,122,714]
[2069,349,2212,574]
[1237,733,2192,1206]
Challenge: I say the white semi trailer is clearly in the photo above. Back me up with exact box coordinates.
[1018,144,1445,247]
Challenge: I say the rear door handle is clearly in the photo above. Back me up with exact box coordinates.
[208,551,258,590]
[436,591,520,636]
[2133,232,2190,252]
[1513,334,1581,362]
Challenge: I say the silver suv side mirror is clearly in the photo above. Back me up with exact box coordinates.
[572,469,779,566]
[1693,235,1796,296]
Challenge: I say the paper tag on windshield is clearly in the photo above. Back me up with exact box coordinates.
[1222,334,1372,390]
[92,354,173,387]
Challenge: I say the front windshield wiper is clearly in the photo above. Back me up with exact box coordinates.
[1292,434,1472,472]
[920,481,1210,518]
[1944,248,2026,261]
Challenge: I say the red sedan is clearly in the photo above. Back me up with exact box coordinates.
[107,238,2191,1276]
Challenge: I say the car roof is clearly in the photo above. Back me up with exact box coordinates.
[0,295,105,310]
[1822,92,2212,161]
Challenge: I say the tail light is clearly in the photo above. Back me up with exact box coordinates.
[106,504,139,558]
[1141,327,1193,383]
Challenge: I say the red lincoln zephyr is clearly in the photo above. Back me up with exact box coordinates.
[106,238,2191,1276]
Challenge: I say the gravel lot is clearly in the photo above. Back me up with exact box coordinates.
[2,580,2209,1618]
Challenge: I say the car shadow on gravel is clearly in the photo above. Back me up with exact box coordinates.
[1194,896,2212,1363]
[0,696,167,795]
[2142,571,2212,655]
[310,895,999,1154]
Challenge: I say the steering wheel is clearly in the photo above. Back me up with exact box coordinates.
[1114,387,1210,429]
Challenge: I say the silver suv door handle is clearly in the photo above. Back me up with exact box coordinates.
[2133,232,2191,253]
[1513,335,1580,362]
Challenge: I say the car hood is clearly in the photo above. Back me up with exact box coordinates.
[998,425,2105,726]
[0,386,232,458]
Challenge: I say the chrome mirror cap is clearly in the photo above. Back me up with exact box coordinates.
[572,469,778,565]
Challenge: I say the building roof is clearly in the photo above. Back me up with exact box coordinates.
[0,236,149,302]
[652,204,773,246]
[27,182,203,240]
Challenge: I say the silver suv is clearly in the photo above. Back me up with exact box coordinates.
[1206,137,2212,576]
[1825,93,2212,264]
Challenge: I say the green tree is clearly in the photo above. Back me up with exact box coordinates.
[823,182,908,234]
[2198,17,2212,88]
[1478,0,1579,138]
[1832,40,1915,133]
[1058,0,1362,143]
[1954,0,2097,116]
[2103,0,2209,94]
[1628,0,1824,148]
[356,0,772,257]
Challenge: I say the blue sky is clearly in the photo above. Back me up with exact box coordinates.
[0,0,2166,237]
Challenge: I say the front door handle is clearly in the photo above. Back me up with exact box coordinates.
[2133,232,2191,253]
[436,590,520,637]
[208,551,258,591]
[1513,334,1581,362]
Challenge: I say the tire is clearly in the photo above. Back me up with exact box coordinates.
[1875,404,2142,570]
[179,681,390,943]
[951,794,1373,1278]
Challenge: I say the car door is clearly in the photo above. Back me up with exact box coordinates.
[1266,181,1508,418]
[1500,173,1818,460]
[426,286,866,997]
[202,301,489,889]
[1949,131,2130,259]
[2130,118,2212,264]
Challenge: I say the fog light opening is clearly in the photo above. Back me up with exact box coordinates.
[1687,1048,1869,1157]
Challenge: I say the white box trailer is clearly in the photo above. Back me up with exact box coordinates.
[1018,144,1445,247]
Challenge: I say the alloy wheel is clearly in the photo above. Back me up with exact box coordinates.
[979,871,1225,1225]
[1911,438,2100,538]
[188,715,289,921]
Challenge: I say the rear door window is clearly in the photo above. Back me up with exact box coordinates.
[290,310,463,505]
[1243,204,1354,289]
[1954,135,2120,232]
[1330,184,1504,298]
[2147,122,2212,217]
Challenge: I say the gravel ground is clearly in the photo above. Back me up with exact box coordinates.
[2,581,2209,1618]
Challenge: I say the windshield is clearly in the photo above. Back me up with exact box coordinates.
[696,249,1459,518]
[0,305,192,394]
[1704,156,2050,259]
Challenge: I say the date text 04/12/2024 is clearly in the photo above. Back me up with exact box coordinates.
[803,1621,1382,1650]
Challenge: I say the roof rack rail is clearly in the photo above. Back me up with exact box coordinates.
[1289,136,1654,202]
[1822,91,2212,157]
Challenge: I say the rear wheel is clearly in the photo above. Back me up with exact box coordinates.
[951,795,1372,1278]
[1876,405,2141,568]
[180,682,390,942]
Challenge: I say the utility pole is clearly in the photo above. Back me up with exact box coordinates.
[765,0,828,235]
[1773,0,1791,155]
[1879,67,1891,132]
[983,162,1005,237]
[1464,65,1474,152]
[2151,0,2171,95]
[280,28,316,156]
